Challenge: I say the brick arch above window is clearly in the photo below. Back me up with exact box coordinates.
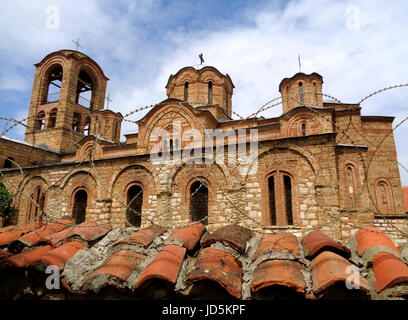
[343,161,362,209]
[374,178,395,215]
[286,114,320,137]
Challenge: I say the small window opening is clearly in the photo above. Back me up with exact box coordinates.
[3,157,14,169]
[48,108,58,128]
[126,185,143,227]
[301,122,306,136]
[73,190,87,224]
[284,175,293,225]
[298,82,304,105]
[72,113,81,132]
[268,176,276,226]
[208,81,213,104]
[36,111,46,130]
[190,181,208,225]
[184,82,189,102]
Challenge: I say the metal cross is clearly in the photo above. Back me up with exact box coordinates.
[298,54,302,73]
[199,53,204,65]
[105,93,112,109]
[72,37,83,51]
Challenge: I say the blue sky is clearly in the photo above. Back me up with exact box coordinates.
[1,0,408,183]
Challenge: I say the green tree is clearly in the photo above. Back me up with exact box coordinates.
[0,181,15,223]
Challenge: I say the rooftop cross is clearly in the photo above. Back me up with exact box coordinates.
[199,53,204,65]
[72,37,83,51]
[298,54,302,73]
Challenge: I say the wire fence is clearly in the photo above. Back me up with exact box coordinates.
[1,82,408,244]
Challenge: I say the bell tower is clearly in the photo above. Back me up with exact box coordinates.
[25,50,109,152]
[279,72,323,114]
[165,66,234,119]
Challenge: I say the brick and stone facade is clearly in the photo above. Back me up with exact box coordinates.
[1,49,407,245]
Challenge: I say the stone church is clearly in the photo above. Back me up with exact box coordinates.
[0,49,406,244]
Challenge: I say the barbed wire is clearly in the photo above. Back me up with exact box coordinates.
[0,80,408,245]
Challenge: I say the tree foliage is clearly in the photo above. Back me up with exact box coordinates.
[0,182,14,220]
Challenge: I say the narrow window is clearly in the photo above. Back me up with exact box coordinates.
[84,117,90,136]
[3,157,13,169]
[184,82,189,102]
[190,181,208,225]
[298,82,304,105]
[268,176,276,226]
[376,181,393,214]
[126,185,143,227]
[301,122,306,136]
[175,138,179,150]
[284,175,293,225]
[73,190,87,224]
[76,70,93,109]
[27,193,34,223]
[36,111,46,130]
[44,65,63,104]
[169,139,174,151]
[208,81,213,104]
[72,113,81,132]
[48,108,58,128]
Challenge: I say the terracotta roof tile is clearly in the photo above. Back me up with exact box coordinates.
[84,250,146,291]
[46,221,112,246]
[186,247,242,299]
[250,260,306,293]
[201,224,253,253]
[9,220,72,253]
[252,234,299,261]
[168,223,206,250]
[117,225,166,248]
[372,252,408,293]
[302,230,350,259]
[311,251,370,295]
[40,241,86,270]
[0,222,42,246]
[355,227,399,256]
[136,244,186,289]
[0,250,12,260]
[2,245,53,268]
[402,187,408,213]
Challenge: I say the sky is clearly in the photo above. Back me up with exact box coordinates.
[0,0,408,183]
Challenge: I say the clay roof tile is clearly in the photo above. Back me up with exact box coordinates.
[2,245,53,268]
[302,230,350,259]
[186,247,242,299]
[117,225,166,248]
[40,241,86,270]
[201,224,253,253]
[250,260,306,293]
[310,251,370,295]
[252,233,299,261]
[372,252,408,293]
[167,223,206,250]
[135,244,186,289]
[355,227,399,256]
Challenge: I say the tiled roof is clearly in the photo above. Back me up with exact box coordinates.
[0,221,408,300]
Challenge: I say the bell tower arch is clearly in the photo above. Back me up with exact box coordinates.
[25,49,109,152]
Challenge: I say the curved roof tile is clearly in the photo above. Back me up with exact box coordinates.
[2,245,53,268]
[252,234,299,261]
[135,244,186,289]
[372,252,408,293]
[167,223,206,251]
[311,251,370,295]
[302,230,350,259]
[116,225,166,248]
[250,260,306,293]
[201,224,253,253]
[40,241,86,270]
[355,227,399,256]
[186,247,242,299]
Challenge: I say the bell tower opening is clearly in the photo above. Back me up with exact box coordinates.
[43,65,62,104]
[76,70,94,109]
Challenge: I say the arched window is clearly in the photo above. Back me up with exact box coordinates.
[190,180,208,225]
[43,65,63,104]
[36,111,46,130]
[72,112,81,132]
[298,82,304,105]
[3,157,14,168]
[301,122,306,136]
[76,70,94,109]
[184,82,189,102]
[126,185,143,227]
[208,81,213,104]
[375,180,394,215]
[73,189,87,224]
[27,186,45,222]
[267,171,294,226]
[48,108,58,128]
